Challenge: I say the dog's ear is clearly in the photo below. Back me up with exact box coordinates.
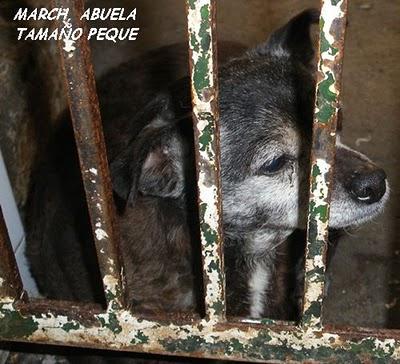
[250,8,319,67]
[110,115,185,207]
[135,119,185,202]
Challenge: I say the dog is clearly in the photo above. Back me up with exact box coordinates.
[26,9,389,324]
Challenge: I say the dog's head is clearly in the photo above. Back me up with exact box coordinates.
[218,9,388,238]
[110,9,388,243]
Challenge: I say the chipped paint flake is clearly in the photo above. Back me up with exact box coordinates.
[63,39,76,55]
[89,168,98,176]
[95,228,109,241]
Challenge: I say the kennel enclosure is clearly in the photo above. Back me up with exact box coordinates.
[1,0,399,362]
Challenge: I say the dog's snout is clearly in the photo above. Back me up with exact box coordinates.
[349,167,387,204]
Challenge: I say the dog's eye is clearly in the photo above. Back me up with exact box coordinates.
[260,156,287,174]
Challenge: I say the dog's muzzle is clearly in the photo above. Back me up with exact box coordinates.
[347,166,387,204]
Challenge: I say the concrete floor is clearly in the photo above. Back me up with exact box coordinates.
[89,0,400,329]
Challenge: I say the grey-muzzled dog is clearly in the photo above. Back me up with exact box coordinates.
[26,9,388,323]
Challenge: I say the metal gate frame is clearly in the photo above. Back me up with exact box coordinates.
[1,0,400,362]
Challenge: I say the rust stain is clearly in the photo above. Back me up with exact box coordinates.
[53,0,124,309]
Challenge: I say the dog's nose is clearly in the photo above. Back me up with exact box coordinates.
[349,168,387,204]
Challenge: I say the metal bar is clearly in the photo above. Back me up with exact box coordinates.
[302,0,349,327]
[53,0,124,309]
[186,0,225,321]
[1,303,400,362]
[0,207,23,300]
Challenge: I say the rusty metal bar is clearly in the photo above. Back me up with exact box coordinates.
[186,0,225,321]
[302,0,349,327]
[53,0,124,309]
[2,302,400,362]
[0,207,23,300]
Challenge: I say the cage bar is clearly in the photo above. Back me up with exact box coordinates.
[0,207,23,300]
[302,0,349,327]
[186,0,226,321]
[53,0,124,309]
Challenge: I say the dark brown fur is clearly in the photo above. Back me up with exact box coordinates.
[119,197,197,313]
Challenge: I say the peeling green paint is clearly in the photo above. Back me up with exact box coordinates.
[194,55,210,94]
[190,34,199,52]
[316,72,337,123]
[199,6,211,48]
[187,0,225,320]
[225,338,245,353]
[192,5,212,96]
[198,118,213,152]
[203,225,217,246]
[211,301,224,315]
[306,266,325,282]
[312,164,321,177]
[303,301,322,323]
[98,312,122,334]
[303,0,347,329]
[319,20,339,57]
[207,260,220,273]
[309,201,329,223]
[0,303,38,339]
[188,0,196,10]
[61,322,80,332]
[260,318,276,325]
[131,330,149,345]
[105,290,116,306]
[199,203,218,247]
[350,338,395,358]
[160,335,207,353]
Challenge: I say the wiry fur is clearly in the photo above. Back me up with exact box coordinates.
[26,9,388,328]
